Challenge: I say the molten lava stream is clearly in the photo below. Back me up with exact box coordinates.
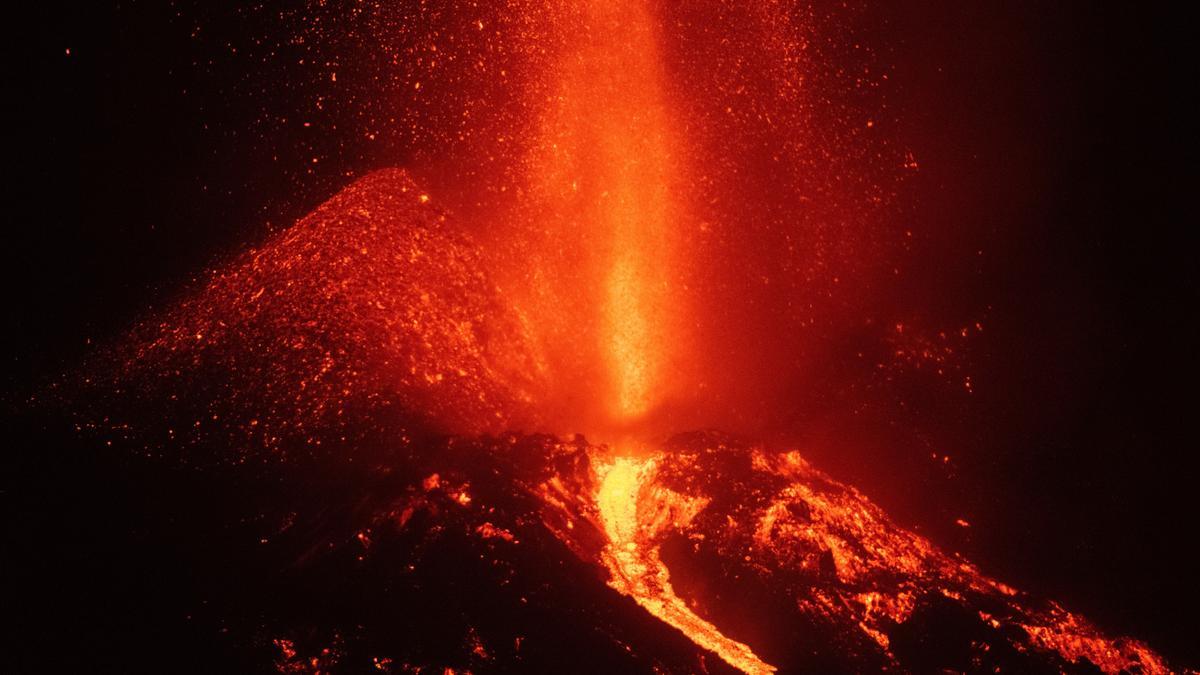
[596,455,777,675]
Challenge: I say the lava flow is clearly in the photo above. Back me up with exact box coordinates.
[596,455,777,675]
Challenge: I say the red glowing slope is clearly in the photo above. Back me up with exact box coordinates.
[78,169,538,460]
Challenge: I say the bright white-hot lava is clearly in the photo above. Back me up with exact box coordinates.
[595,454,777,675]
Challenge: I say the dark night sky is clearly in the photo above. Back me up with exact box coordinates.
[6,1,1198,668]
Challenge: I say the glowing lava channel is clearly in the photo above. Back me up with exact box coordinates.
[596,456,777,675]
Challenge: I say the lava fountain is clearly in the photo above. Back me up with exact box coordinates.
[493,0,689,437]
[515,8,771,665]
[575,1,678,425]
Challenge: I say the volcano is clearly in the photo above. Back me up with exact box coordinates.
[12,1,1199,671]
[23,170,1179,674]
